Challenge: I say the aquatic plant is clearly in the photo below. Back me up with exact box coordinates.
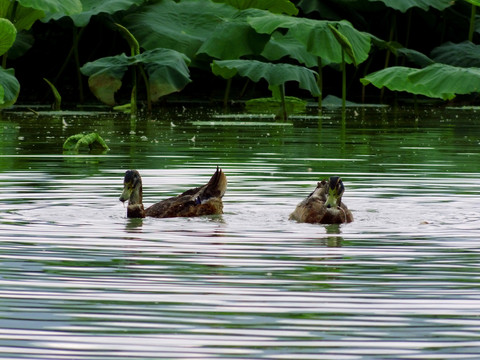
[63,132,110,152]
[248,13,371,108]
[42,0,146,103]
[43,78,61,110]
[80,24,191,115]
[0,0,82,108]
[361,63,480,100]
[0,17,19,109]
[212,59,319,119]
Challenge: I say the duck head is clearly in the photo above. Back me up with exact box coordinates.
[324,176,345,209]
[120,170,143,205]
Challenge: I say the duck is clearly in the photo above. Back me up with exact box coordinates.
[119,167,227,218]
[289,176,353,224]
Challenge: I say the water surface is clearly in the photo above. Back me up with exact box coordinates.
[1,106,480,359]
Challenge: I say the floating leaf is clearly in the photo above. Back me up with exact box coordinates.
[0,18,16,56]
[0,67,20,109]
[431,41,480,68]
[367,0,453,12]
[212,59,320,96]
[63,132,110,152]
[361,64,480,100]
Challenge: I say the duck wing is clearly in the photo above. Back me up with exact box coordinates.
[145,167,227,218]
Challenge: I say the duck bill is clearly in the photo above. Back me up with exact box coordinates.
[119,185,132,203]
[325,188,340,209]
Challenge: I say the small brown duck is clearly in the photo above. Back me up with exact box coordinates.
[120,167,227,218]
[289,176,353,224]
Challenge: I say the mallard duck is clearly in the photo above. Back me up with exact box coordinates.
[289,176,353,224]
[119,167,227,218]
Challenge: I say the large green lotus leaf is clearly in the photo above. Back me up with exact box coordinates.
[262,31,318,68]
[0,18,16,56]
[81,48,191,104]
[0,67,20,108]
[361,66,423,94]
[80,54,131,105]
[367,0,453,12]
[361,64,480,100]
[431,41,480,68]
[408,64,480,99]
[0,1,42,31]
[213,0,298,15]
[123,0,237,60]
[137,48,192,101]
[44,0,145,27]
[17,0,82,15]
[6,31,34,59]
[248,14,371,65]
[197,17,270,59]
[80,53,131,78]
[212,59,320,96]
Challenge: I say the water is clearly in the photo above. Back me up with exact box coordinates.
[1,106,480,359]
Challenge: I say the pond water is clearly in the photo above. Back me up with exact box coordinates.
[1,106,480,359]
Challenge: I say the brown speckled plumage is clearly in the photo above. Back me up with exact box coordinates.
[120,167,227,219]
[289,177,353,224]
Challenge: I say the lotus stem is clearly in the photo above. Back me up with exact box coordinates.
[469,4,476,42]
[73,28,85,103]
[317,57,323,110]
[341,50,346,113]
[280,83,287,121]
[223,78,232,108]
[139,65,151,112]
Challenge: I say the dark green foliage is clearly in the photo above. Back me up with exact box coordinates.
[2,0,480,108]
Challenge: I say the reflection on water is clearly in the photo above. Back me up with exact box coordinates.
[1,107,480,359]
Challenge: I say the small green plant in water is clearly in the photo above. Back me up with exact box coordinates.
[43,78,61,110]
[63,133,110,153]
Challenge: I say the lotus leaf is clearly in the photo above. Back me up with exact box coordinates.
[0,67,20,108]
[248,14,371,66]
[17,0,82,15]
[361,64,480,100]
[123,0,237,60]
[197,10,270,60]
[213,0,298,15]
[44,0,145,27]
[367,0,453,12]
[262,31,318,67]
[4,4,44,31]
[212,59,320,96]
[7,31,34,59]
[431,41,480,68]
[0,18,16,56]
[80,48,191,105]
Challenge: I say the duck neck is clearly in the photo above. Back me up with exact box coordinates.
[129,184,143,206]
[127,185,145,218]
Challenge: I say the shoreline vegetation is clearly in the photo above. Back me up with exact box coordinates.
[1,0,480,115]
